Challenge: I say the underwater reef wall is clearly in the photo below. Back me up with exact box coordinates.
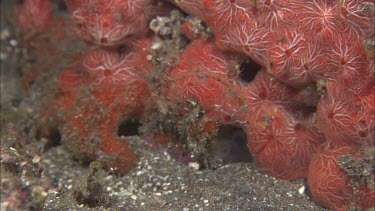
[14,0,374,210]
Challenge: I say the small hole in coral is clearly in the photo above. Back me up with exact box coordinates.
[11,98,22,107]
[224,115,231,122]
[35,127,62,151]
[259,91,267,100]
[294,123,304,132]
[57,0,68,12]
[303,63,309,70]
[289,105,317,121]
[327,112,334,119]
[16,0,24,4]
[285,49,292,57]
[103,69,112,77]
[100,37,108,44]
[209,125,252,165]
[117,45,128,55]
[73,157,92,168]
[302,105,317,114]
[239,57,262,83]
[117,119,141,137]
[359,131,367,138]
[359,120,367,128]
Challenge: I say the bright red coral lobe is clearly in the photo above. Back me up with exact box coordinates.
[166,39,245,124]
[308,143,375,211]
[51,38,154,174]
[308,143,357,211]
[246,101,324,180]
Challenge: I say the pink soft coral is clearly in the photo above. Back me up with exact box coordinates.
[67,0,171,46]
[52,39,154,174]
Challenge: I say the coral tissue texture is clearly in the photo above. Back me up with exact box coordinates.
[13,0,374,210]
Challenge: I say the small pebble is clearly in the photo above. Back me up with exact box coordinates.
[0,52,7,60]
[188,162,200,170]
[9,39,17,46]
[298,185,306,195]
[1,29,10,40]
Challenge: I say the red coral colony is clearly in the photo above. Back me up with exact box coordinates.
[14,0,374,210]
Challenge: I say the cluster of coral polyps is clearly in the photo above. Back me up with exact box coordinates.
[15,0,374,210]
